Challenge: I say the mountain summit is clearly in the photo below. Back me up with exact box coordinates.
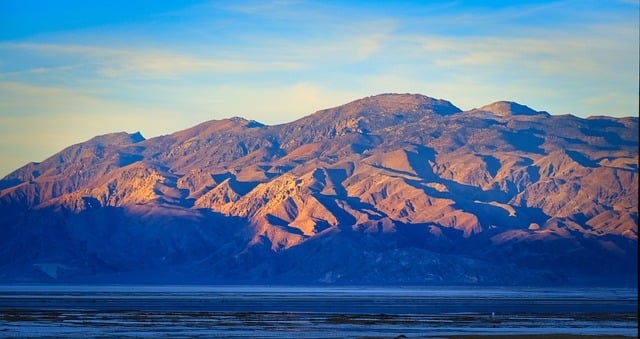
[0,93,637,285]
[477,101,545,116]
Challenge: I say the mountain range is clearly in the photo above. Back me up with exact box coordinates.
[0,93,637,286]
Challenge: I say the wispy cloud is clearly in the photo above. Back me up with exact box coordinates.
[99,54,305,78]
[0,42,306,79]
[419,32,636,78]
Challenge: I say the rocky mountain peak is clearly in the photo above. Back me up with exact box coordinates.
[479,101,546,116]
[285,93,462,143]
[318,93,462,119]
[87,131,146,146]
[342,93,461,115]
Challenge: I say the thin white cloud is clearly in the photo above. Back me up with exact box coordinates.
[0,42,306,79]
[99,55,305,79]
[417,27,637,79]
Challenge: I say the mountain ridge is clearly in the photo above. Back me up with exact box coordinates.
[0,93,637,286]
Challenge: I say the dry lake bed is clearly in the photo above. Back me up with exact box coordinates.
[0,285,637,338]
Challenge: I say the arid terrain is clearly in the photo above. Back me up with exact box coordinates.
[0,94,637,285]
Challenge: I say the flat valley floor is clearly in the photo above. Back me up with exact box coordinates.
[0,285,637,338]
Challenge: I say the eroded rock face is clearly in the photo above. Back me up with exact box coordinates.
[0,93,637,285]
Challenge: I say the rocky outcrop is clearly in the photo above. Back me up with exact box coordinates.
[0,93,637,285]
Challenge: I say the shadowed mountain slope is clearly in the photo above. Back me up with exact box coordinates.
[1,93,637,285]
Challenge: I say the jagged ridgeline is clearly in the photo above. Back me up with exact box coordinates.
[0,94,637,285]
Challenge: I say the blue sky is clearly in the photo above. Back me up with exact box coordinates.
[0,0,638,177]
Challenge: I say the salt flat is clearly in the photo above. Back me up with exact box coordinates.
[0,286,637,338]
